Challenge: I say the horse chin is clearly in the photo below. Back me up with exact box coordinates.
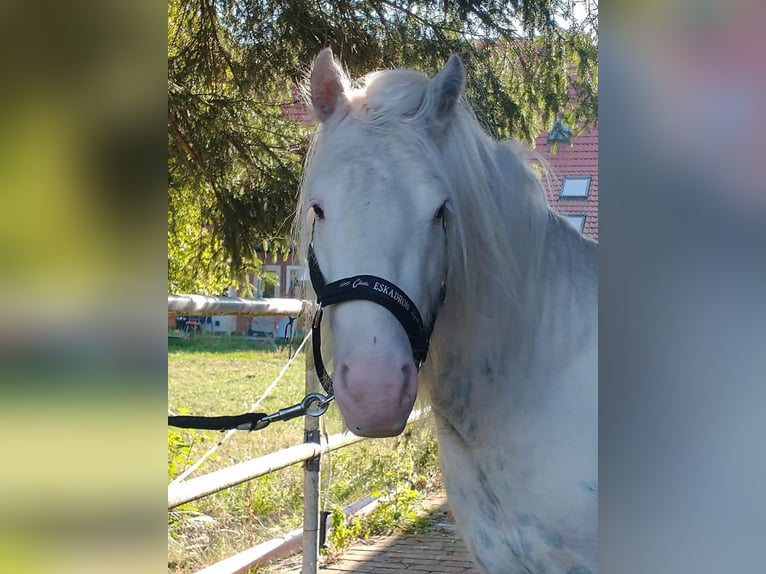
[334,392,415,438]
[349,422,407,439]
[339,412,410,438]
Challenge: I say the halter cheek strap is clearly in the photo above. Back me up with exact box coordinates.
[308,243,442,395]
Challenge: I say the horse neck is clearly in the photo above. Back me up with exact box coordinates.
[512,210,598,357]
[427,150,597,409]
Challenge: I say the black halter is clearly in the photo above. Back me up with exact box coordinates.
[308,243,444,395]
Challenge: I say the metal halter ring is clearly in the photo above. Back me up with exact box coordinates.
[302,392,335,417]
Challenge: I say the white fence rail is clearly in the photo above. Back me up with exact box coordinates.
[168,293,309,316]
[167,295,425,574]
[168,410,426,509]
[169,430,355,508]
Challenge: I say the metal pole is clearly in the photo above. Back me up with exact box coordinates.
[302,331,321,574]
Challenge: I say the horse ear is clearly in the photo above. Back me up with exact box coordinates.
[429,54,465,121]
[310,48,347,123]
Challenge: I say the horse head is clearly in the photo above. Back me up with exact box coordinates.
[300,48,465,437]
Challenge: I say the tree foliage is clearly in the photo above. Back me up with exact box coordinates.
[168,0,597,293]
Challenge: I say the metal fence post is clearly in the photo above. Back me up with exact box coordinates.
[302,331,321,574]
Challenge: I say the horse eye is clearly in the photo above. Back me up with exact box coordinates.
[311,205,325,220]
[434,203,447,221]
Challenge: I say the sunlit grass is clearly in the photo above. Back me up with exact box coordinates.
[168,336,441,573]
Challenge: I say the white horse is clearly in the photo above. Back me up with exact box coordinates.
[297,48,597,574]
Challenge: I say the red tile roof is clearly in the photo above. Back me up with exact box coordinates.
[532,127,599,240]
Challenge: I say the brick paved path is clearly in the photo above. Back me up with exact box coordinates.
[279,495,479,574]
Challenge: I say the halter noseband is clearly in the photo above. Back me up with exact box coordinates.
[308,243,444,395]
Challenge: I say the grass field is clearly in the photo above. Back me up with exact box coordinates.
[168,336,442,573]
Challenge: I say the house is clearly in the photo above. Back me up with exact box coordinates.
[533,121,598,240]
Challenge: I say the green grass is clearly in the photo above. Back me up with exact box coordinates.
[168,336,442,573]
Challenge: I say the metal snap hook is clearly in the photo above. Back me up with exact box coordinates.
[302,392,334,417]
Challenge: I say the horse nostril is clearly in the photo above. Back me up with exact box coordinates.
[398,363,416,406]
[338,363,350,389]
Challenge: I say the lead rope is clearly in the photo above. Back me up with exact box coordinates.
[168,391,334,432]
[168,330,334,433]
